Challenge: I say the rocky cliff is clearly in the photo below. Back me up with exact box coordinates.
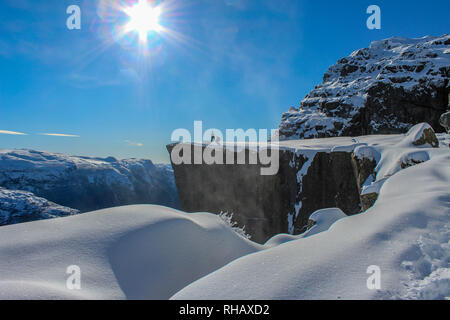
[0,149,179,213]
[168,124,445,243]
[279,35,450,140]
[168,142,364,243]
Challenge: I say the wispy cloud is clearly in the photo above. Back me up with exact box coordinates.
[125,140,144,147]
[39,133,80,138]
[0,130,27,135]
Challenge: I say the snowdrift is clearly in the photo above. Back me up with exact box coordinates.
[172,152,450,300]
[0,205,260,299]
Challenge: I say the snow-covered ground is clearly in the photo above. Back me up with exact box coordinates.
[0,205,261,299]
[0,130,448,300]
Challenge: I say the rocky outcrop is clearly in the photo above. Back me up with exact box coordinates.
[167,143,362,243]
[167,124,442,243]
[0,149,179,213]
[0,187,79,226]
[441,111,450,133]
[357,123,440,211]
[293,151,361,234]
[279,35,450,140]
[167,144,297,243]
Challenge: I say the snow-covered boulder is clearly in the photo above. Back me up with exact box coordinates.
[279,35,450,140]
[0,187,79,226]
[0,149,179,213]
[399,123,440,148]
[301,208,347,238]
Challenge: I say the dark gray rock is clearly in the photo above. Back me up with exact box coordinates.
[167,143,362,243]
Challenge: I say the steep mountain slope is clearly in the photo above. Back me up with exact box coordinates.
[279,35,450,140]
[0,149,179,212]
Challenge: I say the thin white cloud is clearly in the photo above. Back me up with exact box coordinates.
[125,140,144,147]
[39,133,80,138]
[0,130,27,135]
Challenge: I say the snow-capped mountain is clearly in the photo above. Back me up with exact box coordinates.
[0,187,79,226]
[0,149,179,213]
[279,35,450,140]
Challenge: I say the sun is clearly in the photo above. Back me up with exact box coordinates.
[123,0,163,43]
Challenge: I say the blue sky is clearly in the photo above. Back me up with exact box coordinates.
[0,0,449,163]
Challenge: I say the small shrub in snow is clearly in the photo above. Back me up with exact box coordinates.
[219,212,251,240]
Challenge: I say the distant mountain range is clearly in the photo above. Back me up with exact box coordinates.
[0,149,179,225]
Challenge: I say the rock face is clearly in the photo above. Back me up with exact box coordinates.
[167,125,442,243]
[279,35,450,140]
[167,143,362,243]
[0,187,79,226]
[167,144,297,243]
[0,149,179,213]
[441,111,450,133]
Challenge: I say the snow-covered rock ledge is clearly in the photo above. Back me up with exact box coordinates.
[167,124,448,243]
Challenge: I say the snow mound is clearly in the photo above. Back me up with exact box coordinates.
[354,145,380,162]
[300,208,347,238]
[0,206,261,299]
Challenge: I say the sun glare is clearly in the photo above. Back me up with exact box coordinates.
[124,0,163,43]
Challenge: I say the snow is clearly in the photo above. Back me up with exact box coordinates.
[354,145,381,162]
[0,132,449,300]
[361,177,388,196]
[298,208,347,239]
[172,152,450,300]
[0,205,261,299]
